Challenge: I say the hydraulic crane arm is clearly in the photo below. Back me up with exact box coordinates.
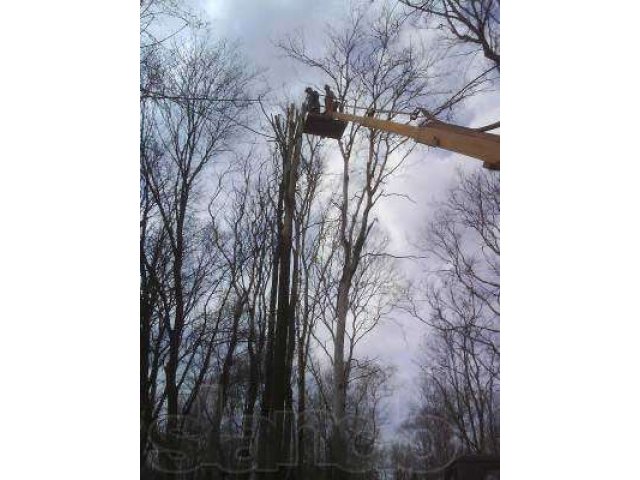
[330,111,500,170]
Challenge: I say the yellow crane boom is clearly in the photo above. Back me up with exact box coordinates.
[303,110,500,170]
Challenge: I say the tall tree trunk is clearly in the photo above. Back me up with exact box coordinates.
[206,295,243,478]
[257,170,284,476]
[140,290,152,466]
[164,192,187,477]
[259,107,303,479]
[240,295,261,479]
[283,211,301,475]
[296,313,311,479]
[331,275,351,480]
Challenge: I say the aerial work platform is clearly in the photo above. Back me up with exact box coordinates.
[300,86,499,169]
[302,112,348,140]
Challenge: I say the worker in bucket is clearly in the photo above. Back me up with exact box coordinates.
[304,87,321,113]
[324,85,338,113]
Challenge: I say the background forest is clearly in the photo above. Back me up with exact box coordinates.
[140,1,499,478]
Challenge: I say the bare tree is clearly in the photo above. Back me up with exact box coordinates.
[290,134,333,477]
[140,0,206,60]
[140,0,204,101]
[174,152,280,479]
[418,168,499,369]
[140,33,255,476]
[140,1,500,478]
[140,128,174,471]
[405,168,499,459]
[254,105,305,479]
[281,5,440,476]
[399,0,500,68]
[236,162,277,474]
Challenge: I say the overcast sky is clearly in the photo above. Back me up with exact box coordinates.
[188,0,500,433]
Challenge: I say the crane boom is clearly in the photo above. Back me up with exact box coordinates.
[330,111,500,170]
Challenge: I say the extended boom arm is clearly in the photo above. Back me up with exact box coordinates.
[331,111,500,170]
